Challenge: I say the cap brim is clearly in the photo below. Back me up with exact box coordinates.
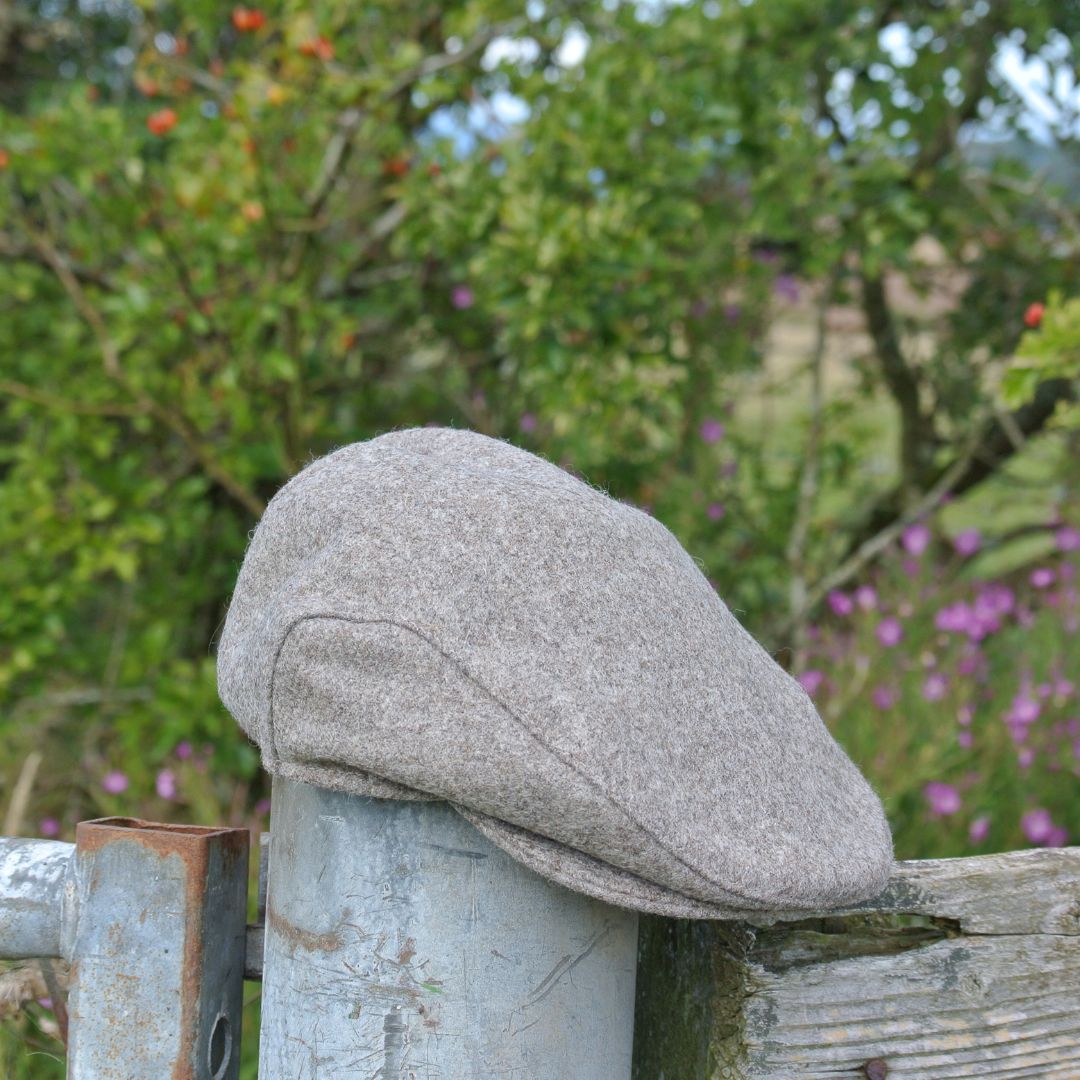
[456,805,763,919]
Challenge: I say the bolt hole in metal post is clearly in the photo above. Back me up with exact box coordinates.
[258,778,639,1079]
[209,1013,232,1078]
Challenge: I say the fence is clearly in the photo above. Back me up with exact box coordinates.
[2,777,1078,1078]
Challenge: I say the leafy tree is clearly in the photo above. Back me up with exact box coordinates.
[0,0,1077,880]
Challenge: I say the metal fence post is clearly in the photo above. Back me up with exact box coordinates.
[259,777,639,1079]
[0,838,73,959]
[63,818,249,1080]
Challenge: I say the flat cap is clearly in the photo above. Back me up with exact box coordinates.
[218,428,892,917]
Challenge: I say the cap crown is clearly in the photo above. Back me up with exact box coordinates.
[218,428,892,914]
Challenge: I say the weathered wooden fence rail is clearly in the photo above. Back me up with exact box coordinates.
[635,846,1080,1079]
[2,782,1078,1078]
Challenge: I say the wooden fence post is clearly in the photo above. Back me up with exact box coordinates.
[634,847,1080,1079]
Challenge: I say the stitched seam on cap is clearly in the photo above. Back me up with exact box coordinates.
[266,610,781,909]
[454,806,752,916]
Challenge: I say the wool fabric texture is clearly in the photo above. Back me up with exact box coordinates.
[217,427,893,917]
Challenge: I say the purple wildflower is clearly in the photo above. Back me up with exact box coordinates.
[156,769,177,800]
[922,672,948,702]
[699,418,726,444]
[1006,692,1041,726]
[519,412,537,434]
[39,817,60,838]
[707,502,726,521]
[1055,526,1080,552]
[924,781,962,817]
[902,522,931,557]
[969,816,990,843]
[1030,567,1056,589]
[450,284,475,310]
[953,529,981,557]
[1021,808,1055,844]
[102,770,128,795]
[854,584,878,611]
[175,740,193,760]
[935,601,972,635]
[798,669,825,696]
[872,685,898,709]
[773,273,800,302]
[827,590,854,617]
[876,617,903,648]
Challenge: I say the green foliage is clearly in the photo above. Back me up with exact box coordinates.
[1003,291,1080,408]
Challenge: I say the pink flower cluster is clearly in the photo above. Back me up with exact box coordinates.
[934,583,1015,642]
[795,512,1080,856]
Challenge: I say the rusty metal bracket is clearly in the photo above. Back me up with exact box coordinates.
[63,818,249,1080]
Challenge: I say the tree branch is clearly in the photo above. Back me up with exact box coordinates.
[0,379,147,417]
[861,271,937,494]
[785,269,840,652]
[843,377,1074,556]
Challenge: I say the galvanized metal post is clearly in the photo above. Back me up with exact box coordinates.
[63,818,250,1080]
[0,837,73,959]
[259,778,639,1079]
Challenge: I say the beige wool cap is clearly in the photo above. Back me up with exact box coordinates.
[217,427,892,918]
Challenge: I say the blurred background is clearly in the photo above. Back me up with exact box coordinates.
[1,0,1079,1071]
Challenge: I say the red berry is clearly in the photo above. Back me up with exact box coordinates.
[299,35,334,60]
[1024,301,1045,330]
[146,108,178,136]
[231,7,266,32]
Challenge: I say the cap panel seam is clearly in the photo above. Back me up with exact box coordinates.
[265,610,785,909]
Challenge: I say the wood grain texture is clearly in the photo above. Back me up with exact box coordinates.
[633,848,1080,1080]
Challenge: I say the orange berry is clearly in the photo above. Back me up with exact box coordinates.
[1024,301,1046,330]
[231,7,266,31]
[146,108,179,136]
[299,35,334,60]
[381,156,410,178]
[0,149,9,170]
[241,201,264,222]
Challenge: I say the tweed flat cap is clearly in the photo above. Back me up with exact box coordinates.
[218,427,892,917]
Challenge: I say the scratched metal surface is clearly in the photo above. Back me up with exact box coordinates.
[259,778,639,1079]
[63,818,249,1080]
